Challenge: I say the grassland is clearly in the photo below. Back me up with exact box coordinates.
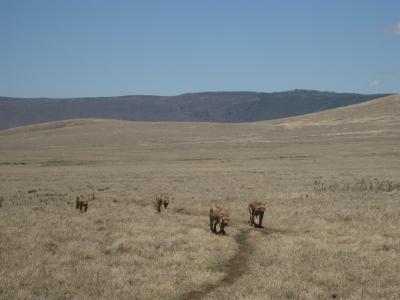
[0,94,399,299]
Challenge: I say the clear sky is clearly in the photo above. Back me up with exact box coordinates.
[0,0,399,97]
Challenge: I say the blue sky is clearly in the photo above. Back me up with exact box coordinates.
[0,0,399,97]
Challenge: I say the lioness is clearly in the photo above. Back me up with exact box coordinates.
[248,201,266,227]
[76,194,91,212]
[154,192,170,212]
[209,205,230,235]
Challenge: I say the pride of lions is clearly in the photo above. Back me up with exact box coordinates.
[75,192,266,235]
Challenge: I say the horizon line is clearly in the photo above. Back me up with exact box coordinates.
[0,89,395,100]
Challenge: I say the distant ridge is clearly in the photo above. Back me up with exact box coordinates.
[0,90,390,129]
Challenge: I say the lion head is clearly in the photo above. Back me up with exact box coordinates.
[255,202,266,213]
[220,211,230,226]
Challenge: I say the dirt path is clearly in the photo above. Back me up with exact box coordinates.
[179,228,252,300]
[172,206,252,299]
[172,207,305,300]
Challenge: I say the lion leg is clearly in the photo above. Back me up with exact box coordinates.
[210,219,217,233]
[220,224,226,235]
[254,213,259,226]
[258,212,264,227]
[251,209,255,227]
[84,203,88,212]
[213,221,218,234]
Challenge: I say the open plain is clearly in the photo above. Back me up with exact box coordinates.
[0,94,400,299]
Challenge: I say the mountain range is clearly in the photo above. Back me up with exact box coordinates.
[0,90,390,129]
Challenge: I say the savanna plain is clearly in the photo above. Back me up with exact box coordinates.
[1,94,400,300]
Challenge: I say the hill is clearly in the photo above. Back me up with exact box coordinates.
[0,90,389,129]
[272,93,400,126]
[0,94,399,299]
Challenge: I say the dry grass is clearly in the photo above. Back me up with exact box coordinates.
[0,94,399,299]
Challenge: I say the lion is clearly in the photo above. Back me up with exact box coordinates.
[209,205,230,235]
[154,192,170,212]
[248,201,266,228]
[75,193,94,212]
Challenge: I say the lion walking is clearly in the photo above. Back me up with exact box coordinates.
[154,192,170,212]
[209,205,230,235]
[75,194,92,212]
[248,201,266,227]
